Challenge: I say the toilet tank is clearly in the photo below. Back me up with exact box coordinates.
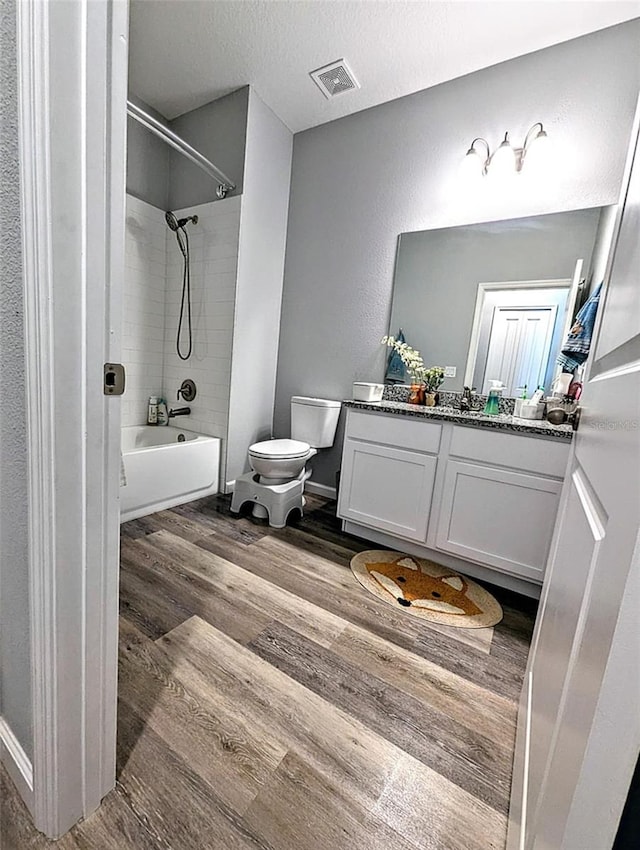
[290,396,341,448]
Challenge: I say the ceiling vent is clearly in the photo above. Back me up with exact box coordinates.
[310,59,360,100]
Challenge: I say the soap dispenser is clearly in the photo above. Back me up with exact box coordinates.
[483,381,504,416]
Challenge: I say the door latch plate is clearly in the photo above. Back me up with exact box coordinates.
[104,363,126,396]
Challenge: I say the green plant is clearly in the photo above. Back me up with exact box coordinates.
[423,366,445,394]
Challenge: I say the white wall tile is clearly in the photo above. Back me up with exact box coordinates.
[122,196,168,426]
[123,194,240,487]
[163,196,241,484]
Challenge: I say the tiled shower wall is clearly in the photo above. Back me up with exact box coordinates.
[163,195,240,446]
[122,193,241,481]
[122,195,167,427]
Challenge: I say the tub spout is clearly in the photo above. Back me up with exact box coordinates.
[168,406,191,418]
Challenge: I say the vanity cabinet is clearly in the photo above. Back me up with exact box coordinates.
[338,411,441,541]
[430,427,568,583]
[433,461,562,583]
[338,408,571,591]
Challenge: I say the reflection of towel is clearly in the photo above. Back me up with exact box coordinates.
[557,282,602,373]
[385,328,407,383]
[120,454,127,487]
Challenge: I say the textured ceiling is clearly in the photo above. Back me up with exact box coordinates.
[128,1,640,132]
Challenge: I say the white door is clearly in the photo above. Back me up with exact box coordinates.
[483,305,557,395]
[507,102,640,850]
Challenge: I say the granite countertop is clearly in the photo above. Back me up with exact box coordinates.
[344,399,574,441]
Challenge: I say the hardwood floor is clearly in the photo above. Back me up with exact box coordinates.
[1,494,537,849]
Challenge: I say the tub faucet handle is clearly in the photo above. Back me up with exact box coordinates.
[177,379,197,402]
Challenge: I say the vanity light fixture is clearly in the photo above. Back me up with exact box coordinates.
[461,123,549,178]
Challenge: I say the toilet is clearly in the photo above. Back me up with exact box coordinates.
[230,396,341,528]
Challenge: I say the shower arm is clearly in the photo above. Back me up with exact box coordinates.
[127,100,236,198]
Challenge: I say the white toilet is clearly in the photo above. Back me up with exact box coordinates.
[231,396,341,528]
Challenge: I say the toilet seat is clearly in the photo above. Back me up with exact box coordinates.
[249,439,311,460]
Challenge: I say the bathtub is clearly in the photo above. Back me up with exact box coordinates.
[120,425,220,523]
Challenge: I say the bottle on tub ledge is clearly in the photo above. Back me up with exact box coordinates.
[157,398,169,426]
[147,396,159,425]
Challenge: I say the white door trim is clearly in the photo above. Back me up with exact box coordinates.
[16,0,128,838]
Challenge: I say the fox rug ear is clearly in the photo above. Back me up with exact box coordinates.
[396,557,419,571]
[371,571,405,599]
[442,575,464,591]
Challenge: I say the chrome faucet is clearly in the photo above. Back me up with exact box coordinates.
[168,406,191,418]
[459,386,475,412]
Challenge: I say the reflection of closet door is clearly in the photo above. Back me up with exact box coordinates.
[482,305,557,395]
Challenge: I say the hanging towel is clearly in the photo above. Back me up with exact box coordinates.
[120,454,127,487]
[385,328,407,383]
[557,282,602,373]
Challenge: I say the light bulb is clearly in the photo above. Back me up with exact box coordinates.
[523,128,550,173]
[489,133,516,179]
[459,147,486,181]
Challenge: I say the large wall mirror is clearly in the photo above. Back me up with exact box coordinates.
[389,206,614,397]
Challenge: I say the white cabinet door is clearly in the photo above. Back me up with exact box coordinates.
[435,460,562,581]
[338,439,437,542]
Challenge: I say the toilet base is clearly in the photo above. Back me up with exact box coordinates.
[230,471,307,529]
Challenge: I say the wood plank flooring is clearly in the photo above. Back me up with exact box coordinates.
[1,494,537,849]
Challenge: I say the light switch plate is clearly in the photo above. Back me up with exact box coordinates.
[444,366,457,378]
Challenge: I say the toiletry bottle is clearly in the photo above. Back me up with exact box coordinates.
[157,398,169,426]
[147,396,159,425]
[530,385,545,405]
[483,380,504,416]
[483,389,500,416]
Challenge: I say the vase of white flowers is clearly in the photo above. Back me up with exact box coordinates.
[381,337,445,406]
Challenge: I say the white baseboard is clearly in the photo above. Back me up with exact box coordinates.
[0,716,34,815]
[305,480,337,500]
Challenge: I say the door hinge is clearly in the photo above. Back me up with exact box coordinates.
[104,363,125,396]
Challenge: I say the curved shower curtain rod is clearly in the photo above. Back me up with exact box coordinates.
[127,99,236,199]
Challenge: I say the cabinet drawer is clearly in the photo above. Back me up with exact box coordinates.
[346,410,441,454]
[435,459,562,582]
[449,426,569,478]
[337,438,437,542]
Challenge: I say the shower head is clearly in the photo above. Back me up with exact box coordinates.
[165,211,198,231]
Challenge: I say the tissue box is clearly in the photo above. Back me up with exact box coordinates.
[352,382,384,402]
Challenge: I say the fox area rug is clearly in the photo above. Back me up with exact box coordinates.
[350,550,503,629]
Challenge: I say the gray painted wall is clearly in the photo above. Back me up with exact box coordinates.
[126,88,248,211]
[274,21,640,487]
[226,90,293,485]
[0,0,32,759]
[390,208,601,392]
[126,94,170,210]
[168,87,248,209]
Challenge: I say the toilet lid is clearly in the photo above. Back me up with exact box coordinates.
[249,439,311,460]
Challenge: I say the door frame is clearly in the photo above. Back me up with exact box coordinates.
[463,277,576,388]
[16,0,128,838]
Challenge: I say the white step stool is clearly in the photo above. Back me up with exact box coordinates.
[230,471,306,529]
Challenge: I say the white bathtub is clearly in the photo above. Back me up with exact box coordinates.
[120,425,220,522]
